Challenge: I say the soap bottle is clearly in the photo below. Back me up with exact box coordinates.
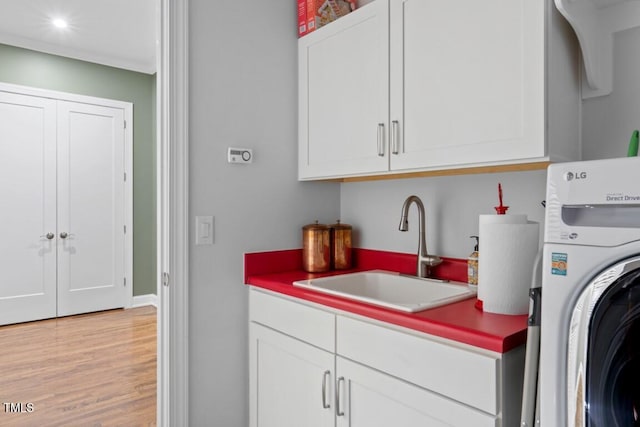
[467,236,479,287]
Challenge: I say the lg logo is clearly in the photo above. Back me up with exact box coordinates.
[564,171,587,181]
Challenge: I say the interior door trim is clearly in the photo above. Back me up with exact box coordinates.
[159,0,190,425]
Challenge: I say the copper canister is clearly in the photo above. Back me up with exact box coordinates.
[331,220,352,270]
[302,221,330,273]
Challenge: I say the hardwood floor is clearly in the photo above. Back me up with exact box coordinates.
[0,306,156,427]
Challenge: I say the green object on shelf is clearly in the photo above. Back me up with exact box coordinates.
[628,130,639,157]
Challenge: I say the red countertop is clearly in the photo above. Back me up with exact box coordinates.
[244,248,528,353]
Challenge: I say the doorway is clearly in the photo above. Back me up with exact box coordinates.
[0,3,165,426]
[0,0,189,424]
[0,65,155,427]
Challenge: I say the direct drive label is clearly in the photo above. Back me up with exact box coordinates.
[551,253,568,276]
[605,192,640,202]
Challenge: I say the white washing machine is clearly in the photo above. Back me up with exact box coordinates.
[539,157,640,426]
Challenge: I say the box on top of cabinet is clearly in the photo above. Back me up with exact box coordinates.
[298,0,357,37]
[297,0,308,36]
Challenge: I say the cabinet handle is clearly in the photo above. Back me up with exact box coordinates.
[377,123,385,157]
[321,370,331,409]
[391,120,400,155]
[336,376,345,416]
[40,232,55,240]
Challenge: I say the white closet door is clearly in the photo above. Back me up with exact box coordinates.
[0,91,57,325]
[56,101,127,316]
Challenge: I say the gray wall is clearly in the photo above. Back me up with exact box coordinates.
[0,44,157,297]
[341,170,548,259]
[186,3,640,425]
[189,1,340,425]
[582,27,640,161]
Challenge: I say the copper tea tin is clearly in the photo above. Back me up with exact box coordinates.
[331,220,352,269]
[302,221,330,273]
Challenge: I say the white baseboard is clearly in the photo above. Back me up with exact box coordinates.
[132,294,158,308]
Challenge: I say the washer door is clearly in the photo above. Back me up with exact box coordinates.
[567,256,640,427]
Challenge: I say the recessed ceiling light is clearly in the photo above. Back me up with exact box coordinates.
[52,18,68,29]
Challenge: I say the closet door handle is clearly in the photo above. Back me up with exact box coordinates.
[41,233,55,240]
[391,120,400,155]
[336,376,345,416]
[377,123,385,157]
[59,232,74,239]
[321,370,331,409]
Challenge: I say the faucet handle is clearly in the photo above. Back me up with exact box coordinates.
[422,255,443,268]
[419,254,443,280]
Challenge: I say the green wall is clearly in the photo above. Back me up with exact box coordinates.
[0,43,156,297]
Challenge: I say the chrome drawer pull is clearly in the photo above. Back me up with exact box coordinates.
[377,123,385,157]
[391,120,400,155]
[336,376,345,416]
[321,370,331,409]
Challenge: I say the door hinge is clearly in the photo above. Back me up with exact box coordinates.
[124,120,127,129]
[124,172,127,182]
[124,225,127,234]
[162,272,170,287]
[124,277,127,287]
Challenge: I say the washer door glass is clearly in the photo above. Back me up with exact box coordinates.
[586,265,640,426]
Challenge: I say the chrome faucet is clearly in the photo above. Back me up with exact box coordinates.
[398,195,442,278]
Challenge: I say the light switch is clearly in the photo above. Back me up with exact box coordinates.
[195,216,214,245]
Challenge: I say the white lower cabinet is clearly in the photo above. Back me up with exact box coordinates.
[249,288,524,427]
[336,356,495,427]
[250,323,334,427]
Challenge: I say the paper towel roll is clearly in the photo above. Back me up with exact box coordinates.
[479,214,527,227]
[477,214,527,302]
[478,215,539,315]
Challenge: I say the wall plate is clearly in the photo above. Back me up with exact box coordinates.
[195,215,214,245]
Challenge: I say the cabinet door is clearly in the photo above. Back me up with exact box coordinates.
[389,0,545,170]
[249,323,335,427]
[299,1,389,179]
[335,357,497,427]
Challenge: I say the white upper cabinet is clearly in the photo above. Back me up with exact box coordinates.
[390,0,544,170]
[298,0,580,180]
[299,0,389,178]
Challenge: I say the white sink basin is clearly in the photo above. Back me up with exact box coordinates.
[293,270,476,313]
